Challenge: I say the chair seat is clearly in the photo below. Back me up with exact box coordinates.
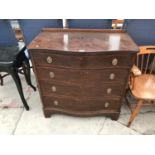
[0,46,21,63]
[131,74,155,100]
[0,45,26,69]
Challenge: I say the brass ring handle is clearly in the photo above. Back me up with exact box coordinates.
[51,86,56,92]
[104,102,110,108]
[49,72,55,78]
[47,56,53,64]
[107,88,112,94]
[109,73,115,80]
[53,100,59,105]
[112,58,118,66]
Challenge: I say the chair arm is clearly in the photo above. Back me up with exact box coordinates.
[128,72,134,90]
[131,65,142,76]
[128,65,141,90]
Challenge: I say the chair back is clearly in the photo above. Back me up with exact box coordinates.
[135,46,155,74]
[18,19,63,45]
[0,19,18,47]
[67,19,112,29]
[123,19,155,73]
[123,19,155,46]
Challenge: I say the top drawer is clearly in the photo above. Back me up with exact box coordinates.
[31,51,134,69]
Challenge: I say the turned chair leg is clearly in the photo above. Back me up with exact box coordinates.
[127,100,143,127]
[10,69,29,110]
[22,60,36,91]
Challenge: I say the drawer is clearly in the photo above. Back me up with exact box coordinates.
[81,54,133,69]
[36,67,82,84]
[43,96,81,109]
[39,80,123,98]
[32,52,83,68]
[83,83,124,97]
[40,81,81,97]
[84,68,129,85]
[31,52,133,69]
[42,96,121,111]
[36,67,129,85]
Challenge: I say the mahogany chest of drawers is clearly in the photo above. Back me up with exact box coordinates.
[28,29,139,120]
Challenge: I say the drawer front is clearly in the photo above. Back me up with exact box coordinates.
[39,81,123,98]
[81,54,133,69]
[32,52,83,68]
[36,67,129,85]
[84,68,129,85]
[31,52,133,69]
[40,81,81,97]
[36,67,82,84]
[42,96,121,111]
[83,83,124,97]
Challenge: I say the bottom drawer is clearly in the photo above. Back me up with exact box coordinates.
[42,96,121,111]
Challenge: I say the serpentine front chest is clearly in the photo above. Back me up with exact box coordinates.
[28,28,139,120]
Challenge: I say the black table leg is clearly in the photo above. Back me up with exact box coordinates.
[10,68,29,110]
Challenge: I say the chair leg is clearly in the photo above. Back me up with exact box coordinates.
[127,100,143,127]
[10,69,29,110]
[125,89,133,112]
[0,73,11,86]
[0,74,3,86]
[22,60,36,91]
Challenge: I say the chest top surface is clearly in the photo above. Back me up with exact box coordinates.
[28,28,139,53]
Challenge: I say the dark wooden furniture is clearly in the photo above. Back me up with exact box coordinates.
[28,28,139,120]
[126,46,155,127]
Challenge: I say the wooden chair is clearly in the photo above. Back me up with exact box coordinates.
[112,19,124,29]
[126,46,155,127]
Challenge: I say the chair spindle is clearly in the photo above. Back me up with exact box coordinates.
[145,54,150,74]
